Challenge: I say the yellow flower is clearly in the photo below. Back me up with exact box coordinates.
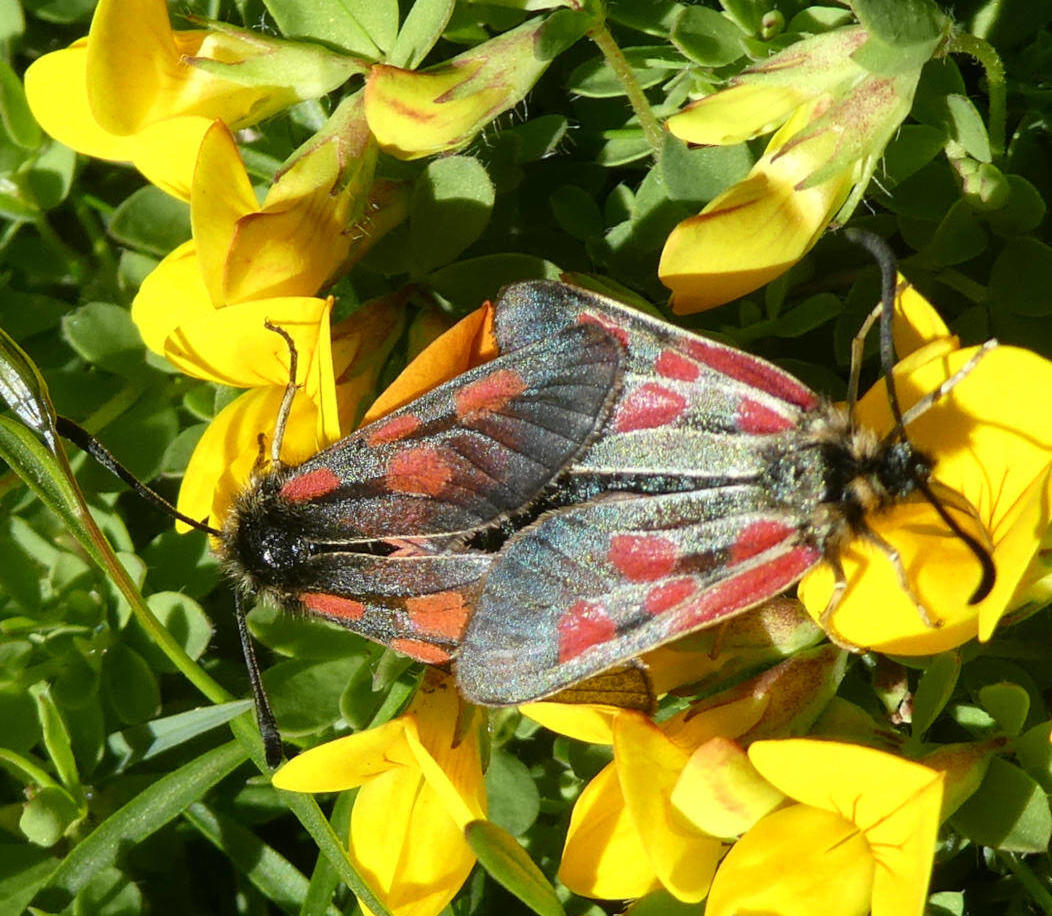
[659,26,930,312]
[707,740,944,916]
[535,646,845,903]
[273,671,486,916]
[798,280,1052,653]
[129,116,407,527]
[364,18,554,160]
[24,0,360,199]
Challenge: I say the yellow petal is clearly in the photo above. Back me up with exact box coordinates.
[613,713,723,902]
[271,718,411,792]
[177,385,329,530]
[893,277,952,356]
[660,99,855,313]
[131,240,213,355]
[748,739,943,916]
[190,121,260,305]
[162,297,331,389]
[671,737,786,838]
[559,764,662,900]
[667,83,808,146]
[706,805,873,916]
[129,115,214,200]
[350,767,476,916]
[519,703,617,745]
[362,304,497,424]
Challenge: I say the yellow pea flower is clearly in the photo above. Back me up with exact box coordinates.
[24,0,362,199]
[707,740,944,916]
[273,672,486,916]
[659,26,933,312]
[798,280,1052,653]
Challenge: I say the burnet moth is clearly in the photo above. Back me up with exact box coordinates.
[47,232,996,763]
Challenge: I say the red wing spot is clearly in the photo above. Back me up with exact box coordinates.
[679,546,821,629]
[280,467,341,502]
[615,382,687,432]
[609,534,678,582]
[557,600,617,663]
[367,413,422,446]
[643,578,697,615]
[386,447,453,496]
[730,520,798,565]
[684,339,818,410]
[737,398,796,433]
[391,637,452,665]
[655,349,699,382]
[301,593,367,621]
[454,368,528,419]
[405,591,471,640]
[577,312,629,347]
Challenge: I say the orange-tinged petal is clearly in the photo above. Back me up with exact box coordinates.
[748,739,943,916]
[662,695,768,751]
[519,703,617,745]
[190,121,260,304]
[271,719,411,792]
[613,712,723,902]
[350,767,476,916]
[402,674,486,829]
[706,804,873,916]
[559,764,662,900]
[660,99,855,313]
[671,737,786,838]
[667,83,807,146]
[131,240,213,355]
[362,304,496,423]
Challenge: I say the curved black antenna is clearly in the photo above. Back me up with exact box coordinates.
[842,228,907,435]
[55,416,224,538]
[912,475,996,605]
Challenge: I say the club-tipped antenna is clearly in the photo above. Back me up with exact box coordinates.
[55,417,223,538]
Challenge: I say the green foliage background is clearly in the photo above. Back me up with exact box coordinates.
[1,0,1052,913]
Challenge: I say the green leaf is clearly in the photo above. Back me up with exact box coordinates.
[409,157,495,275]
[21,0,94,24]
[989,237,1052,317]
[0,323,60,449]
[266,657,370,734]
[944,94,992,162]
[624,888,704,916]
[247,602,367,660]
[0,687,41,753]
[0,0,25,44]
[485,749,541,836]
[568,46,684,98]
[881,124,946,185]
[31,683,81,797]
[135,592,214,670]
[465,820,566,916]
[911,652,961,738]
[61,302,147,378]
[19,785,81,848]
[38,740,249,906]
[984,176,1046,237]
[670,6,745,67]
[978,683,1030,736]
[347,0,398,52]
[300,791,354,916]
[387,0,454,68]
[102,643,161,725]
[261,0,381,57]
[772,294,842,338]
[551,185,605,242]
[917,200,988,268]
[851,0,947,46]
[72,866,142,916]
[184,802,341,916]
[660,133,752,206]
[950,757,1052,852]
[107,187,191,258]
[1014,721,1052,792]
[428,254,561,307]
[0,58,41,149]
[25,141,76,211]
[105,701,253,773]
[0,844,57,916]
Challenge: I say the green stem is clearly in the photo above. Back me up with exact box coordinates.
[588,18,664,155]
[72,196,119,292]
[931,266,988,305]
[79,382,146,434]
[949,32,1006,161]
[32,216,88,282]
[997,852,1052,914]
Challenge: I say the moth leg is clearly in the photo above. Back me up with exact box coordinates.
[860,527,941,629]
[847,303,882,410]
[263,320,301,467]
[899,339,998,428]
